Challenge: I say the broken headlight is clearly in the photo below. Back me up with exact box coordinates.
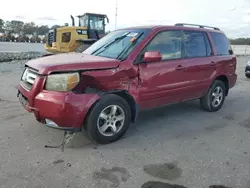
[45,72,80,92]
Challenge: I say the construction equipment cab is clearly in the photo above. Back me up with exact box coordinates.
[45,12,109,53]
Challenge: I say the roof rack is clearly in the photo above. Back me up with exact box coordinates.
[175,23,220,31]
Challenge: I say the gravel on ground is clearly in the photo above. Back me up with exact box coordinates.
[0,52,46,63]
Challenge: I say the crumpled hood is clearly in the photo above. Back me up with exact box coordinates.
[26,52,120,74]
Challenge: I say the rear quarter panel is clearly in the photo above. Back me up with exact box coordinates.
[206,31,237,88]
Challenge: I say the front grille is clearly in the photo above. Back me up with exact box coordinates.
[21,68,38,90]
[47,29,56,47]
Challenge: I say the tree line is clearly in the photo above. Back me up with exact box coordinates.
[0,18,61,42]
[229,38,250,45]
[0,18,250,45]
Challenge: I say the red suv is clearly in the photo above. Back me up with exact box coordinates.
[17,23,237,144]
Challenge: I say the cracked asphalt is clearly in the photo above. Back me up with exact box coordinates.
[0,56,250,188]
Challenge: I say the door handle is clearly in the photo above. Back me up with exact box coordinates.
[176,65,184,70]
[210,61,216,66]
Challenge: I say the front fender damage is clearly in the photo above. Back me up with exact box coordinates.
[73,66,140,122]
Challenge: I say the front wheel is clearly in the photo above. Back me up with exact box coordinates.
[85,94,131,144]
[200,80,226,112]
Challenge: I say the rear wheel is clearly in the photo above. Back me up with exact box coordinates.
[75,44,91,53]
[200,80,226,112]
[85,94,131,144]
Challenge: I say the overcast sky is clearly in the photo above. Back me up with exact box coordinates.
[1,0,250,38]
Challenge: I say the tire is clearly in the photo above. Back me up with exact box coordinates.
[200,80,226,112]
[85,94,131,144]
[75,44,91,53]
[245,73,250,78]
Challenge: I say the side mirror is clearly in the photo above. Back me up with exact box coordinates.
[143,51,162,63]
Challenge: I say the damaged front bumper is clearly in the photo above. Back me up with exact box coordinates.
[44,119,81,131]
[17,84,100,132]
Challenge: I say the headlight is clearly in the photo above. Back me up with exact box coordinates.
[45,72,80,92]
[247,61,250,66]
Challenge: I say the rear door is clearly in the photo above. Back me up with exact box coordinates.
[135,30,188,109]
[180,30,216,101]
[209,32,236,76]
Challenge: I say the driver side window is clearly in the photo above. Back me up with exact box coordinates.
[137,30,182,62]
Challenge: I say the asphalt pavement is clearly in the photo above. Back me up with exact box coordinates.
[0,56,250,188]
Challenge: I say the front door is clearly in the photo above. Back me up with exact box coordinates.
[135,30,188,109]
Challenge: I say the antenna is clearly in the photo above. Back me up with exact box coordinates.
[115,0,118,29]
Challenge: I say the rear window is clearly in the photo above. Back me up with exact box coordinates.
[183,31,211,58]
[210,32,232,55]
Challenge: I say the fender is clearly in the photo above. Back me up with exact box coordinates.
[99,89,139,123]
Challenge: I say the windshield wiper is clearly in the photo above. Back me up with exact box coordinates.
[116,32,144,61]
[91,32,130,56]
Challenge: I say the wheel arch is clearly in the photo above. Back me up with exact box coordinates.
[99,90,139,123]
[82,89,139,131]
[213,75,229,96]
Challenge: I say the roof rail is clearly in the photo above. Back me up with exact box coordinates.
[175,23,220,30]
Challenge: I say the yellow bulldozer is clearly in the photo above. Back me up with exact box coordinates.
[45,12,109,53]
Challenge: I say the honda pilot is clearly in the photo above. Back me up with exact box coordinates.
[17,23,237,144]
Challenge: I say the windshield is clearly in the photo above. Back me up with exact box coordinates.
[79,15,88,27]
[83,28,151,60]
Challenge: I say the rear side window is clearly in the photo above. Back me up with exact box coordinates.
[183,31,209,58]
[210,32,232,55]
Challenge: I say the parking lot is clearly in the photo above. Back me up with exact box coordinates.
[0,56,250,188]
[0,42,45,53]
